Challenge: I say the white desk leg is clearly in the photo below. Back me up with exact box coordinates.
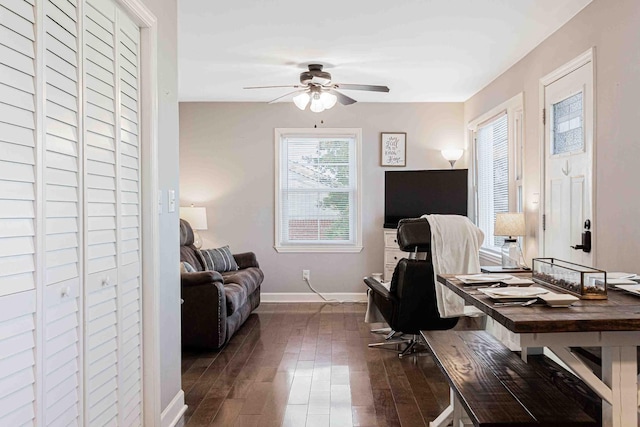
[602,346,638,427]
[430,388,454,427]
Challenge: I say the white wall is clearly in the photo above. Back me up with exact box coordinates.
[139,0,181,412]
[179,102,464,294]
[464,0,640,271]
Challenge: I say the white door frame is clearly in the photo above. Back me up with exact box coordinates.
[538,48,596,264]
[112,0,164,425]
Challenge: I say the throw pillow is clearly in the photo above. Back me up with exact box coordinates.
[198,246,239,272]
[183,261,196,273]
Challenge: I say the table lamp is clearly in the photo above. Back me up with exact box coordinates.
[494,212,525,269]
[180,205,208,249]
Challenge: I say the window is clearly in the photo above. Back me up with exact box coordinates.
[476,114,509,250]
[275,128,362,252]
[469,94,524,259]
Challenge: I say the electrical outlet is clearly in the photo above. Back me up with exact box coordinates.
[302,270,310,281]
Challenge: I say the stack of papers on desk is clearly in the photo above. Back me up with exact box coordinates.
[455,274,534,286]
[456,274,513,283]
[607,272,639,285]
[478,286,548,300]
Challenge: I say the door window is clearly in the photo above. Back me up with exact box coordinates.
[552,91,584,155]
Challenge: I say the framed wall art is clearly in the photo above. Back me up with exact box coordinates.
[381,132,406,166]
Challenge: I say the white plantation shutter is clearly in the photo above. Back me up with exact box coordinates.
[117,11,142,426]
[83,0,120,424]
[43,0,82,423]
[0,0,37,297]
[476,113,509,250]
[0,0,144,423]
[0,291,36,426]
[278,133,359,249]
[0,0,38,424]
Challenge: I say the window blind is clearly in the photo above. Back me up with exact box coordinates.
[476,113,508,250]
[279,136,356,246]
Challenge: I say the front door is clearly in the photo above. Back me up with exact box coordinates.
[543,60,594,266]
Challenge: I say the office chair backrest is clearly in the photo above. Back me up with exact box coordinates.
[397,217,431,252]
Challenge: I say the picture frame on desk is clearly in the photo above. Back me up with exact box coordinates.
[381,132,406,166]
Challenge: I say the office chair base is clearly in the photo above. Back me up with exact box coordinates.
[370,327,392,334]
[368,339,412,350]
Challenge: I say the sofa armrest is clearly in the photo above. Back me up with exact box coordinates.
[181,270,223,287]
[233,252,259,269]
[181,275,227,349]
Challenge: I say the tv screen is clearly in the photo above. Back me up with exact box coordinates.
[384,169,468,228]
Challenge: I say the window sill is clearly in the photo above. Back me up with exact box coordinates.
[274,245,363,254]
[479,247,501,265]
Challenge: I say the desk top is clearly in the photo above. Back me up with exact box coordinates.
[438,274,640,333]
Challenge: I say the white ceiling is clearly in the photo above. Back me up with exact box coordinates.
[178,0,591,103]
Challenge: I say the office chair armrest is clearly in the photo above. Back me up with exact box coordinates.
[364,278,398,303]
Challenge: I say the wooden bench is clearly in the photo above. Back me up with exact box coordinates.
[422,330,597,427]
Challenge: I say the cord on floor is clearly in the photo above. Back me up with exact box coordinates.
[303,277,364,304]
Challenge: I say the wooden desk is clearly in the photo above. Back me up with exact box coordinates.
[437,274,640,427]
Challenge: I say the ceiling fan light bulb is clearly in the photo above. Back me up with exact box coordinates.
[293,92,310,110]
[310,98,325,113]
[320,92,337,109]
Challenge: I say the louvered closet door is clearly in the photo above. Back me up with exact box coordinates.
[0,0,38,424]
[84,0,119,424]
[117,11,142,426]
[43,0,83,424]
[84,0,142,425]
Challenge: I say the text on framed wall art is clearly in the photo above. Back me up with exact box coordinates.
[381,132,406,166]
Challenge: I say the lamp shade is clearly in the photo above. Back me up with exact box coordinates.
[180,206,208,230]
[494,212,525,237]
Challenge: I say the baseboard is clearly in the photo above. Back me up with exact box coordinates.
[261,292,367,303]
[161,389,187,427]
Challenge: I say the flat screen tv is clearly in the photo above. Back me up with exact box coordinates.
[384,169,468,228]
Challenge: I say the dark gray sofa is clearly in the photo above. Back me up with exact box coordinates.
[179,219,263,349]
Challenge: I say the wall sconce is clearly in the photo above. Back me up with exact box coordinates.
[441,149,464,168]
[179,205,208,249]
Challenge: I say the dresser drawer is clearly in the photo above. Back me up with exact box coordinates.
[384,249,405,266]
[384,231,399,248]
[384,266,395,282]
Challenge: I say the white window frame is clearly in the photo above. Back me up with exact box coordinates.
[468,93,524,264]
[274,128,363,253]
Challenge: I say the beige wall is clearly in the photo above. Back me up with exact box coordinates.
[464,0,640,270]
[179,102,464,294]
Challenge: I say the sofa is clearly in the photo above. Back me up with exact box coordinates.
[180,219,263,349]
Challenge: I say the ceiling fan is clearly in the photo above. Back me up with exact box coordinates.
[243,64,390,112]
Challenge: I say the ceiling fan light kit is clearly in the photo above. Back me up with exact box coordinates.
[244,63,390,113]
[292,92,310,110]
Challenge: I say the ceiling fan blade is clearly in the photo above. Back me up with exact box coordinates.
[311,76,331,86]
[329,89,357,106]
[243,85,302,89]
[268,89,306,104]
[333,83,390,93]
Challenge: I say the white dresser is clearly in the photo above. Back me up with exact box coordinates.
[383,229,405,281]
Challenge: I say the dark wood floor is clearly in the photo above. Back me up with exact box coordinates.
[177,302,474,427]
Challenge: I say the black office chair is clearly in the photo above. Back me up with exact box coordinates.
[365,218,459,357]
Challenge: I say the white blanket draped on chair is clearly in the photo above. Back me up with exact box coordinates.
[423,214,485,318]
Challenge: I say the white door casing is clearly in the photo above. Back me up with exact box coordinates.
[541,50,595,266]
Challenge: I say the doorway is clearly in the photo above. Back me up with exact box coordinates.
[540,49,595,265]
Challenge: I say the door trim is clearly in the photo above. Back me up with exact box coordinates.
[538,47,596,264]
